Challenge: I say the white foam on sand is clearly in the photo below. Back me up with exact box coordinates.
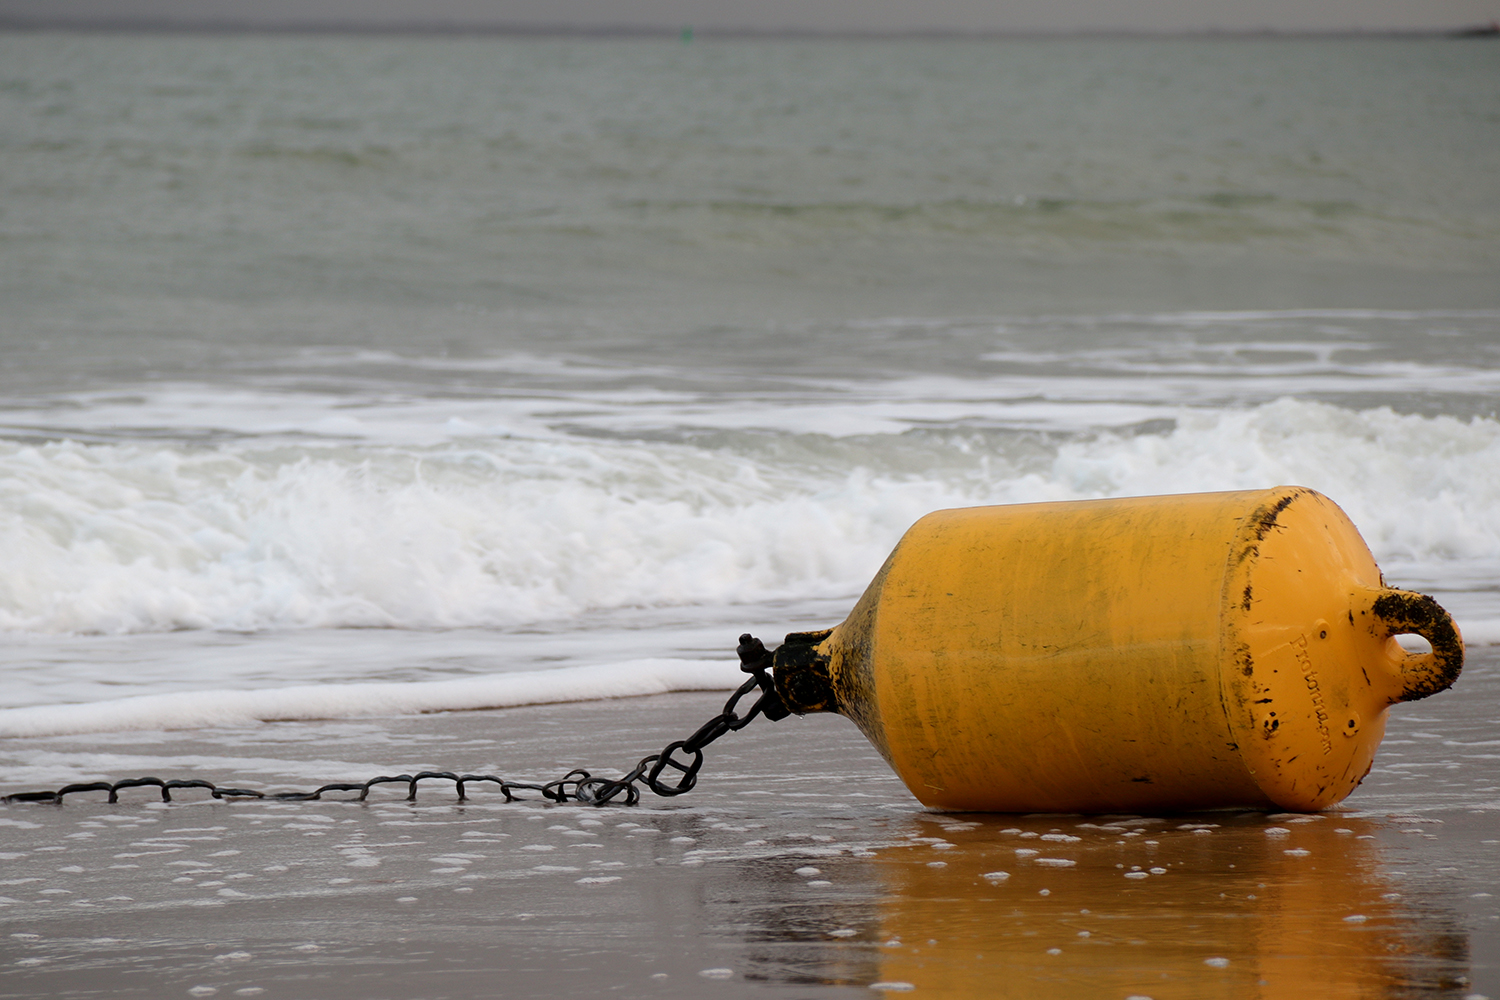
[0,658,744,738]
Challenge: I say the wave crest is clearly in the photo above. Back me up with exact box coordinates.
[2,398,1495,635]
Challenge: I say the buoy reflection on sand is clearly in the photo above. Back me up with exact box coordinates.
[867,814,1467,999]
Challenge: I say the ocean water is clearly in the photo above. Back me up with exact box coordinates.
[0,33,1497,742]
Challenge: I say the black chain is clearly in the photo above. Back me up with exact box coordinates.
[3,635,788,808]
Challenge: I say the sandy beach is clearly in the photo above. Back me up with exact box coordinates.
[3,646,1496,999]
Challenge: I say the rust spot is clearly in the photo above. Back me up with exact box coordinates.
[1252,492,1298,541]
[1242,583,1254,611]
[1235,643,1255,678]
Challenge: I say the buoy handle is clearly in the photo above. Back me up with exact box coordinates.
[1364,588,1464,703]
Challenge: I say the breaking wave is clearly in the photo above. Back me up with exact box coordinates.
[3,396,1495,638]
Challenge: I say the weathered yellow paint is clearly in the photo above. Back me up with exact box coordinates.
[771,487,1463,812]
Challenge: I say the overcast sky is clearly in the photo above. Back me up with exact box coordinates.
[2,0,1498,33]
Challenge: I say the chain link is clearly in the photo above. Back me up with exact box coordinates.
[3,634,788,808]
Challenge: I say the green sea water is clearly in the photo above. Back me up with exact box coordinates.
[1,33,1497,393]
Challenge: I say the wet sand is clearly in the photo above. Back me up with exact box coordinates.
[2,647,1497,1000]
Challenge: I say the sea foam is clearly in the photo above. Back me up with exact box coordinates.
[2,396,1496,640]
[0,659,743,738]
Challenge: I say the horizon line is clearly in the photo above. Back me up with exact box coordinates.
[1,17,1495,40]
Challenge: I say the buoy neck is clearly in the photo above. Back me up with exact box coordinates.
[772,628,840,714]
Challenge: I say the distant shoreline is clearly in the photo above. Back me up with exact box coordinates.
[0,18,1492,40]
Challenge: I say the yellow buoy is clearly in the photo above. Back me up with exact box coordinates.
[771,487,1462,812]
